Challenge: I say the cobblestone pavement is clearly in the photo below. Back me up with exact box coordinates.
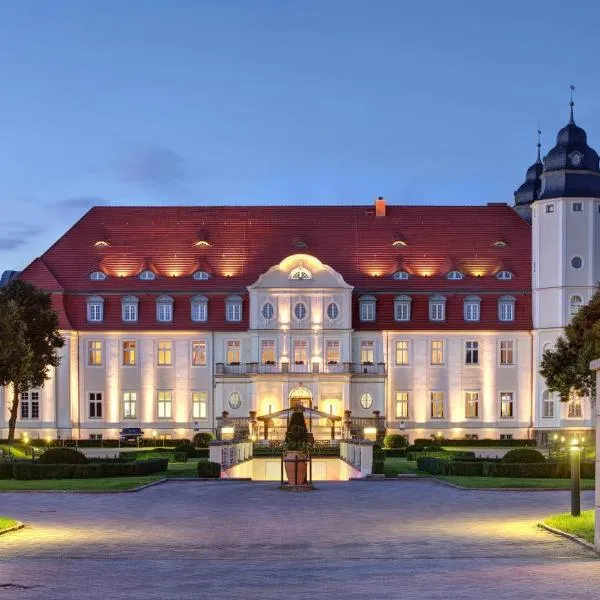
[0,480,598,599]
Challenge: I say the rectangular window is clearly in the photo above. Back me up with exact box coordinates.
[192,302,207,322]
[227,340,241,364]
[360,340,375,364]
[572,202,583,212]
[568,398,582,418]
[395,302,410,321]
[157,303,173,322]
[87,303,103,322]
[465,391,479,418]
[192,391,208,419]
[464,302,480,322]
[500,433,513,441]
[395,391,409,419]
[360,302,375,322]
[88,340,103,366]
[191,341,207,366]
[157,391,173,419]
[123,392,137,419]
[20,394,29,419]
[430,391,444,419]
[89,433,103,441]
[293,340,308,364]
[499,302,514,322]
[123,341,137,366]
[122,303,138,322]
[261,340,276,364]
[430,340,444,365]
[546,204,555,213]
[465,341,479,365]
[500,392,514,418]
[429,302,445,321]
[499,340,514,365]
[31,391,39,419]
[227,303,242,322]
[157,341,172,366]
[395,340,410,366]
[89,392,103,419]
[543,394,554,418]
[325,340,340,364]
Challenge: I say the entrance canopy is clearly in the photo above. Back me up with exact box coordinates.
[257,406,342,422]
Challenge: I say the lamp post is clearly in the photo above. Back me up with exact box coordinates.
[570,438,581,517]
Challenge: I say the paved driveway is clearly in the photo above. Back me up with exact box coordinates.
[0,480,598,599]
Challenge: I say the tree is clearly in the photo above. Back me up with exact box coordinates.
[0,281,64,443]
[540,287,600,402]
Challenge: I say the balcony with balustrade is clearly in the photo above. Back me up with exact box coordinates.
[215,361,386,377]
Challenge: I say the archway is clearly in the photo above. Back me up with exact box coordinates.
[289,386,313,408]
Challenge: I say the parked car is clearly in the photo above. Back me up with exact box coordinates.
[119,427,144,445]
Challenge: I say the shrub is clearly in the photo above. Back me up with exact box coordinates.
[197,461,221,478]
[502,448,546,464]
[383,448,406,458]
[38,447,88,464]
[193,432,214,448]
[447,461,484,476]
[0,463,14,479]
[414,438,537,447]
[416,457,449,475]
[383,434,408,449]
[372,460,385,474]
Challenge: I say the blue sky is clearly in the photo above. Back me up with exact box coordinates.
[1,0,599,270]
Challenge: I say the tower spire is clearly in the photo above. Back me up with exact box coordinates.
[537,129,542,162]
[569,84,575,124]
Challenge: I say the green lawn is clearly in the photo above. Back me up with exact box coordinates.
[543,510,595,543]
[166,459,203,478]
[0,444,30,459]
[383,458,423,476]
[0,516,18,531]
[439,476,596,489]
[0,475,164,492]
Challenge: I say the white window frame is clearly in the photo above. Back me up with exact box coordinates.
[393,271,409,280]
[157,340,173,366]
[262,302,275,321]
[157,391,173,419]
[499,392,514,418]
[226,340,241,364]
[88,340,103,367]
[395,340,410,366]
[430,391,445,419]
[122,340,137,366]
[447,270,464,280]
[465,340,479,365]
[139,270,156,280]
[88,391,103,419]
[358,295,376,322]
[225,295,243,322]
[542,390,554,418]
[192,391,208,419]
[193,270,210,280]
[395,391,409,419]
[326,302,340,320]
[496,270,513,280]
[465,391,480,419]
[90,271,107,281]
[463,296,480,322]
[191,295,208,322]
[569,295,583,318]
[325,339,340,365]
[359,392,374,409]
[394,295,411,322]
[121,296,139,322]
[87,296,104,322]
[429,296,446,322]
[191,340,207,367]
[498,296,515,322]
[430,340,444,366]
[123,391,137,419]
[156,296,174,322]
[261,339,277,365]
[360,340,375,364]
[228,391,242,410]
[499,340,515,365]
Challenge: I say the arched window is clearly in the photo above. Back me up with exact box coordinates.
[139,270,156,281]
[498,296,515,322]
[293,302,308,320]
[192,270,210,280]
[464,296,481,322]
[156,295,174,322]
[393,271,410,280]
[542,390,554,418]
[225,295,243,322]
[496,270,513,280]
[86,296,104,322]
[228,391,242,410]
[90,271,107,281]
[359,295,377,322]
[262,302,275,320]
[394,295,411,322]
[191,295,208,322]
[121,295,139,322]
[447,270,464,280]
[289,265,311,280]
[429,295,446,321]
[326,302,339,320]
[569,295,583,317]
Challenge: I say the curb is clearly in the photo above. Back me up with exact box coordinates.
[0,478,169,494]
[538,523,598,554]
[433,478,595,492]
[0,521,24,536]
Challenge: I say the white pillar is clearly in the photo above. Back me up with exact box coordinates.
[360,441,373,477]
[590,359,600,552]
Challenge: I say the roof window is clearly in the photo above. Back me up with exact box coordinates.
[447,270,464,280]
[90,271,107,281]
[139,270,156,281]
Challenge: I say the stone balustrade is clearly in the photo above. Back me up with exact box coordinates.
[209,440,254,470]
[339,440,373,477]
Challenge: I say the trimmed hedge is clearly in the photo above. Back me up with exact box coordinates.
[119,449,189,462]
[12,458,168,480]
[414,438,537,448]
[38,448,88,464]
[197,461,221,478]
[383,448,407,458]
[383,434,408,449]
[193,433,215,448]
[502,448,546,463]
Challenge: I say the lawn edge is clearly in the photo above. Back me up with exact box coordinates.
[0,477,169,494]
[435,477,595,491]
[538,523,598,554]
[0,520,24,536]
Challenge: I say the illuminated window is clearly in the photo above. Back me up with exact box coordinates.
[430,392,444,419]
[499,340,514,365]
[192,270,210,280]
[293,339,308,364]
[261,340,276,364]
[393,271,410,280]
[498,296,515,322]
[360,392,373,409]
[157,341,172,366]
[139,270,156,280]
[123,392,137,419]
[326,302,339,320]
[463,296,480,321]
[227,340,241,364]
[570,295,583,317]
[496,270,513,280]
[157,391,173,418]
[500,392,514,418]
[225,295,243,322]
[87,296,104,322]
[294,302,307,320]
[465,341,479,365]
[325,340,340,364]
[121,296,139,322]
[156,296,174,322]
[430,340,444,365]
[289,265,312,280]
[94,240,110,247]
[394,295,411,321]
[262,302,275,320]
[90,271,107,281]
[359,295,376,322]
[360,340,375,364]
[568,395,582,418]
[395,340,410,366]
[191,341,207,366]
[395,392,409,419]
[542,390,554,418]
[192,391,208,419]
[447,270,464,280]
[228,391,242,409]
[88,340,103,366]
[191,295,208,322]
[465,391,479,418]
[88,392,103,419]
[123,341,137,366]
[429,295,446,321]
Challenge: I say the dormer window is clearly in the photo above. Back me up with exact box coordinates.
[429,295,446,321]
[191,295,208,322]
[192,270,210,280]
[94,240,110,248]
[394,295,411,322]
[498,296,516,322]
[393,271,410,280]
[289,265,312,280]
[90,271,107,281]
[140,270,156,281]
[225,295,243,322]
[492,240,508,248]
[156,296,174,322]
[359,295,377,322]
[392,239,407,248]
[121,296,139,322]
[496,270,513,280]
[87,296,104,322]
[447,270,464,280]
[463,296,481,322]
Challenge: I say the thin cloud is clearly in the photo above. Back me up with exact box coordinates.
[0,225,44,251]
[53,197,110,210]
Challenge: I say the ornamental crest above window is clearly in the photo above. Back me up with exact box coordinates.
[289,265,312,280]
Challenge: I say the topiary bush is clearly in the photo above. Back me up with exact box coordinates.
[38,447,88,464]
[197,461,221,478]
[501,448,546,464]
[383,434,408,449]
[193,432,215,448]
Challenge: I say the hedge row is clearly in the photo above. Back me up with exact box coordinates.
[417,457,595,478]
[197,461,221,478]
[407,450,476,462]
[413,438,537,448]
[7,438,202,449]
[8,458,169,480]
[119,449,193,462]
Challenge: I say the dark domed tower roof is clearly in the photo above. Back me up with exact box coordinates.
[539,93,600,199]
[514,135,543,206]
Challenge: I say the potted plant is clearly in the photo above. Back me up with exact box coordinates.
[283,408,310,485]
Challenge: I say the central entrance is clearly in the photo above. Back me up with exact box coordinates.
[288,386,313,409]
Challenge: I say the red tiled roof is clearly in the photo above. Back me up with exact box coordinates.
[19,204,532,330]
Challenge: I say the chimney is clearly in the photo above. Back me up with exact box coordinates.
[375,196,386,217]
